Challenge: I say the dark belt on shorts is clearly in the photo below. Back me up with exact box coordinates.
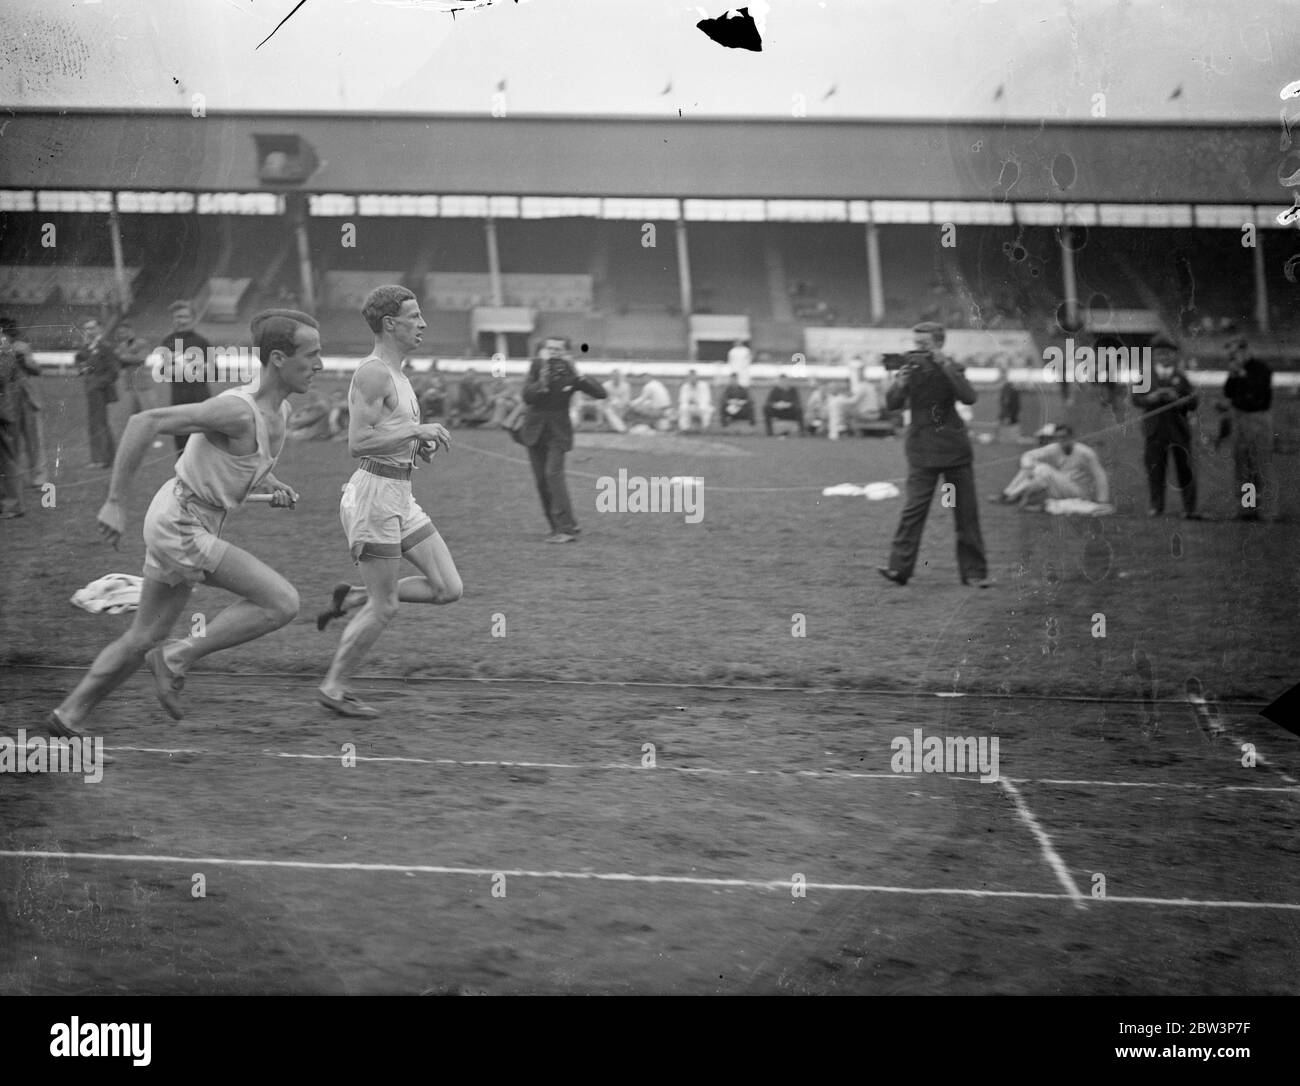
[359,458,412,480]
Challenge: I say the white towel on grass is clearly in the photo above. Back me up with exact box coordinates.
[1044,498,1115,517]
[71,574,143,615]
[822,482,901,500]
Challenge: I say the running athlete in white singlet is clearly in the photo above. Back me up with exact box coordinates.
[51,310,322,737]
[316,286,460,718]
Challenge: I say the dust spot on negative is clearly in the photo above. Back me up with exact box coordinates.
[1057,219,1088,253]
[1051,152,1077,191]
[0,13,92,96]
[1088,291,1113,324]
[1055,302,1085,335]
[580,343,589,353]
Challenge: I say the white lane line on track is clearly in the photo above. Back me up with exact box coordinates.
[100,746,1300,793]
[7,662,1275,709]
[1,850,1297,911]
[1012,777,1299,794]
[997,777,1086,909]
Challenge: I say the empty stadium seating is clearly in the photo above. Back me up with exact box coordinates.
[0,206,1288,362]
[0,265,138,307]
[198,277,253,322]
[325,271,405,313]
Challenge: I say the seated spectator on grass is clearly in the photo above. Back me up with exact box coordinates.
[828,359,884,439]
[600,369,630,433]
[804,380,829,435]
[452,367,492,427]
[678,369,714,432]
[408,360,448,423]
[764,374,805,436]
[570,387,600,430]
[997,361,1022,442]
[719,372,756,429]
[488,375,521,428]
[625,372,673,430]
[287,389,345,441]
[992,424,1109,509]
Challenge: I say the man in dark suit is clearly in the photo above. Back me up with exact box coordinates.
[719,371,756,429]
[521,336,608,543]
[1222,335,1275,521]
[160,300,212,455]
[74,317,121,468]
[1132,334,1200,519]
[878,322,991,587]
[764,374,805,436]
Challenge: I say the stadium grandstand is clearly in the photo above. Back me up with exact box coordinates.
[0,109,1296,374]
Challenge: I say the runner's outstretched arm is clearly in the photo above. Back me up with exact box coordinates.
[99,399,254,548]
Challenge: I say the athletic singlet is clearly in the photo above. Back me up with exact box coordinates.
[174,387,289,510]
[349,356,419,468]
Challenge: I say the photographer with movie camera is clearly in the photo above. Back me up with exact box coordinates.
[878,322,991,588]
[520,335,607,543]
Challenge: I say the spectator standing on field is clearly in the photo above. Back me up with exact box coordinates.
[0,328,25,516]
[1,317,45,486]
[726,339,753,390]
[113,320,163,448]
[74,317,121,468]
[1222,335,1276,522]
[160,300,212,455]
[1132,334,1200,520]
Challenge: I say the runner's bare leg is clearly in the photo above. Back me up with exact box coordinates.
[56,577,193,728]
[320,554,402,699]
[163,544,300,673]
[331,531,463,612]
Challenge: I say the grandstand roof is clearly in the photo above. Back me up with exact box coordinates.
[1,109,1287,205]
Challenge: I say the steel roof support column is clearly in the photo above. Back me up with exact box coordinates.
[864,212,884,325]
[290,192,316,314]
[675,215,694,359]
[1251,224,1270,333]
[1059,213,1079,331]
[484,215,507,357]
[107,202,131,317]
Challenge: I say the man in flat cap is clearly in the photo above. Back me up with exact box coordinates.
[878,322,991,587]
[1132,334,1200,519]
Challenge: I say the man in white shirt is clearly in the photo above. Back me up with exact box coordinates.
[600,369,631,432]
[626,372,673,430]
[726,340,753,389]
[678,369,714,432]
[828,356,882,440]
[803,380,829,435]
[994,424,1109,507]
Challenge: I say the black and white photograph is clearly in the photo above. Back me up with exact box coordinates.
[1,0,1297,1054]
